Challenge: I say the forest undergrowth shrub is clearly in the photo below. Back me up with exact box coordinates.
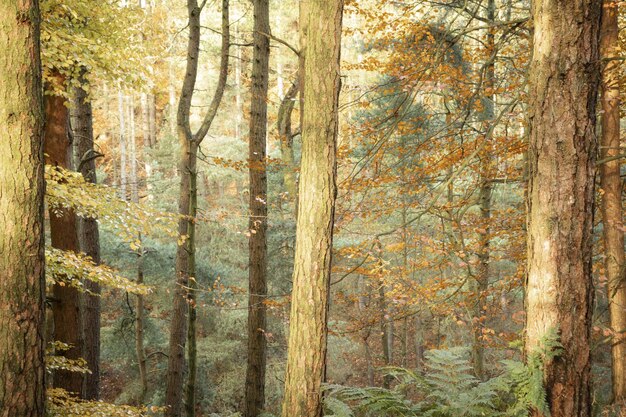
[322,331,562,417]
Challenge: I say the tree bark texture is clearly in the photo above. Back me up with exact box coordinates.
[599,0,626,404]
[45,74,85,397]
[0,1,46,415]
[245,0,270,416]
[281,1,344,416]
[72,71,102,400]
[524,1,601,416]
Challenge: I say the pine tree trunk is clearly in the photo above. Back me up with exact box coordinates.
[599,0,626,404]
[0,1,46,414]
[72,70,102,400]
[281,1,344,415]
[525,1,601,416]
[245,1,270,416]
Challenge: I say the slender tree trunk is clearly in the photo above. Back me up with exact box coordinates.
[142,92,151,149]
[118,90,127,200]
[166,1,230,415]
[45,74,85,397]
[525,1,601,416]
[129,94,138,203]
[72,70,102,400]
[599,0,626,404]
[472,0,495,381]
[0,2,46,414]
[245,1,270,416]
[135,242,148,402]
[149,94,157,147]
[185,168,198,417]
[281,1,344,416]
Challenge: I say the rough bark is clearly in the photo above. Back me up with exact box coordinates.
[72,70,101,400]
[165,1,229,415]
[45,74,85,397]
[244,0,270,416]
[281,1,344,416]
[524,1,601,416]
[599,0,626,404]
[0,1,46,414]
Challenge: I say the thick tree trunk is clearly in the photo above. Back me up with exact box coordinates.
[244,1,270,416]
[281,1,344,416]
[0,2,46,414]
[599,0,626,404]
[525,1,601,416]
[45,74,85,397]
[72,71,102,400]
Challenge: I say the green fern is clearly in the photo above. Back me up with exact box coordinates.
[502,328,563,417]
[324,334,561,417]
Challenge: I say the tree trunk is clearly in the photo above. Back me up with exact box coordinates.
[142,92,151,149]
[129,94,138,203]
[72,70,101,400]
[278,79,299,200]
[281,1,344,416]
[245,1,270,416]
[118,90,127,200]
[165,1,230,415]
[472,0,495,381]
[0,2,46,414]
[149,94,157,147]
[184,168,198,417]
[525,1,601,416]
[45,74,85,397]
[599,0,626,404]
[135,243,148,402]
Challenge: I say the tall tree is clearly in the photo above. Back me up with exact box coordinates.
[0,1,46,415]
[165,1,230,415]
[281,0,344,416]
[599,0,625,404]
[245,0,270,416]
[72,69,102,400]
[45,73,84,397]
[524,1,601,416]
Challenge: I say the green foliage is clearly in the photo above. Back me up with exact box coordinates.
[501,329,563,417]
[41,0,149,95]
[324,339,562,417]
[47,388,163,417]
[46,247,150,294]
[46,165,180,246]
[46,342,91,375]
[325,347,504,417]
